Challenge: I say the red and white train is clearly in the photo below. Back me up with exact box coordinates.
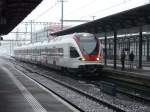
[14,33,104,74]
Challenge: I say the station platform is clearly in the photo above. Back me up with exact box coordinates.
[0,58,76,112]
[105,63,150,79]
[103,63,150,87]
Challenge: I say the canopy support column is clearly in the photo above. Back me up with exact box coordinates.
[138,27,143,69]
[104,32,107,66]
[114,31,117,69]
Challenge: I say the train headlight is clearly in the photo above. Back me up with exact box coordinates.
[79,58,86,61]
[96,57,100,61]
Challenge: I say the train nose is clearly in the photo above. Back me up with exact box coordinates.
[79,64,103,73]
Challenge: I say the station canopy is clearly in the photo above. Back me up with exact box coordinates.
[0,0,42,35]
[51,4,150,36]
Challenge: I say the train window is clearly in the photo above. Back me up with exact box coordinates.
[48,48,52,55]
[75,33,98,55]
[58,48,64,56]
[58,48,63,53]
[45,47,48,52]
[70,47,79,58]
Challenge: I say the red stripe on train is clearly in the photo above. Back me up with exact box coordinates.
[84,55,98,61]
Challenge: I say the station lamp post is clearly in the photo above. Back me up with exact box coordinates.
[58,0,65,30]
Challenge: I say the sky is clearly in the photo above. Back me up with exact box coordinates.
[1,0,149,55]
[4,0,150,39]
[24,0,149,23]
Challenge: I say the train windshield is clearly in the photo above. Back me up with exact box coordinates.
[75,33,98,55]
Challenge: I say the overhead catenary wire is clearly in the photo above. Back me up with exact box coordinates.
[80,0,132,20]
[64,0,97,17]
[80,0,148,20]
[33,1,58,21]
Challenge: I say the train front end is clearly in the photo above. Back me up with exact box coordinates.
[74,33,103,73]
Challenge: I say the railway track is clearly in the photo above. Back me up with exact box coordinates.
[14,66,85,112]
[91,78,150,103]
[98,71,150,102]
[9,59,126,112]
[7,58,150,112]
[60,69,150,103]
[112,80,150,102]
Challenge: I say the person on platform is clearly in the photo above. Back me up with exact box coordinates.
[129,51,135,69]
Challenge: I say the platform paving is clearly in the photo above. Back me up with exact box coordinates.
[0,58,75,112]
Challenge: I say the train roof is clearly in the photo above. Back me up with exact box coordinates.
[14,32,96,50]
[14,34,75,50]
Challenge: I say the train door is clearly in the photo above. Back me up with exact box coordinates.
[60,44,69,68]
[68,45,80,68]
[45,47,48,64]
